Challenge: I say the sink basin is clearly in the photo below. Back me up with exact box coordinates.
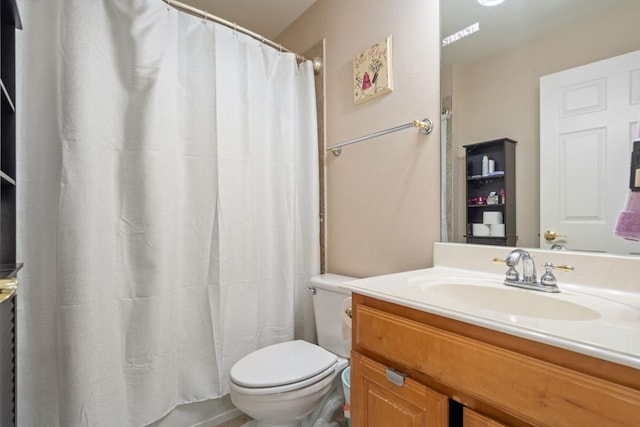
[424,283,601,321]
[405,275,640,322]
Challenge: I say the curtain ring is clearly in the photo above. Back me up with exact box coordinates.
[202,10,208,24]
[233,22,237,35]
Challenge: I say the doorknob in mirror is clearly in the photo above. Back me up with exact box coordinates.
[544,230,567,242]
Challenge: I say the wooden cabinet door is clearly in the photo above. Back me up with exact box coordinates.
[351,352,448,427]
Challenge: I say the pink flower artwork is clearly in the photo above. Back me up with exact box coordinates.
[352,36,393,104]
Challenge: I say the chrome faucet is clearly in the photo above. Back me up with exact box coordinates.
[494,249,573,293]
[504,248,537,285]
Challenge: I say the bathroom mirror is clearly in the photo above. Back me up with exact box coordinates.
[441,0,640,255]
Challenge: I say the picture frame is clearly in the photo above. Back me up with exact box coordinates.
[353,36,393,105]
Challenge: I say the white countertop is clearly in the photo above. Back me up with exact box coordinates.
[341,257,640,370]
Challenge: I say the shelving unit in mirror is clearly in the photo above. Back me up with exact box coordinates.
[464,138,516,246]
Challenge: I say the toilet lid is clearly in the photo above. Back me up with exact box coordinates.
[230,340,338,388]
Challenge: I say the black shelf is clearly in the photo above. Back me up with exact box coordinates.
[467,236,508,242]
[0,263,21,278]
[1,79,16,113]
[0,171,14,185]
[467,203,506,208]
[464,138,517,246]
[0,0,20,29]
[0,0,19,265]
[0,0,20,425]
[467,175,505,182]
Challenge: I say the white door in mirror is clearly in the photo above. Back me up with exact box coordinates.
[540,49,640,255]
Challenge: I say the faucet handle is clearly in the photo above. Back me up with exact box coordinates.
[492,257,519,281]
[551,263,575,272]
[540,262,574,291]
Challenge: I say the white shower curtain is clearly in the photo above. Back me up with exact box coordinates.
[16,1,319,425]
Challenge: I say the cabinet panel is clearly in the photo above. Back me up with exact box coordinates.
[351,352,448,427]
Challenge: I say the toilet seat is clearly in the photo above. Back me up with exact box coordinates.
[230,361,337,395]
[230,340,338,395]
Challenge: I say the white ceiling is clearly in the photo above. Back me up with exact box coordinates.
[178,0,317,39]
[441,0,627,67]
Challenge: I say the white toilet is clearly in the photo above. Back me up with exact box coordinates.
[229,274,354,427]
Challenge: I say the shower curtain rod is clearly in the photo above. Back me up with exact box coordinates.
[162,0,307,62]
[327,118,434,156]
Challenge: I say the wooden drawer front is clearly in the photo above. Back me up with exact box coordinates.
[355,303,640,426]
[351,352,448,427]
[463,407,508,427]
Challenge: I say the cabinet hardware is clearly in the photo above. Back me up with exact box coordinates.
[385,367,408,387]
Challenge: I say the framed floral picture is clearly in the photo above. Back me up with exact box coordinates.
[353,36,393,104]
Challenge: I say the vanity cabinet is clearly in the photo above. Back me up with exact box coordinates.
[350,293,640,427]
[0,1,21,426]
[464,138,516,246]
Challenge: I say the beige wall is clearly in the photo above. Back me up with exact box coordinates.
[447,0,640,248]
[278,0,441,278]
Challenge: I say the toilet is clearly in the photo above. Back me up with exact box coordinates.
[229,274,354,427]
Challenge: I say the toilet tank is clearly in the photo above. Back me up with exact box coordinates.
[310,274,355,358]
